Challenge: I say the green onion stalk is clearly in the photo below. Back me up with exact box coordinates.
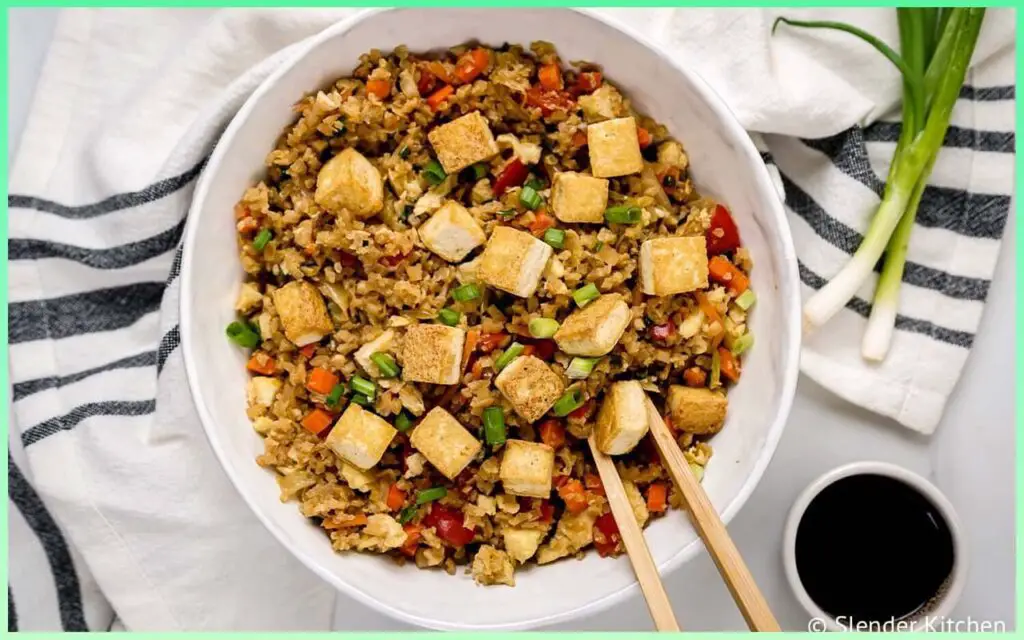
[776,8,985,361]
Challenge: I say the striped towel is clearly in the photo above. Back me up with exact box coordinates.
[8,8,1014,631]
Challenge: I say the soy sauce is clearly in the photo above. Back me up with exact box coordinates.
[794,474,954,622]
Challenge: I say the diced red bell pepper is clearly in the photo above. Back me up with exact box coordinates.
[593,512,621,557]
[571,71,602,96]
[538,419,566,450]
[538,500,555,523]
[649,318,676,342]
[567,399,594,422]
[424,504,475,546]
[493,158,529,197]
[416,66,437,96]
[705,204,742,255]
[339,252,360,268]
[524,86,575,116]
[524,338,557,361]
[477,331,510,353]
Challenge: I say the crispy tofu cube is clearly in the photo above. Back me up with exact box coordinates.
[553,293,631,356]
[640,236,710,296]
[417,200,486,262]
[499,439,555,498]
[667,385,728,435]
[427,111,499,174]
[399,324,465,385]
[587,116,644,178]
[409,407,482,480]
[315,148,384,218]
[247,376,281,408]
[477,226,553,298]
[550,172,609,224]
[354,330,395,378]
[494,355,565,423]
[235,282,263,314]
[471,545,515,587]
[271,281,334,347]
[325,404,397,469]
[503,528,545,564]
[595,380,650,455]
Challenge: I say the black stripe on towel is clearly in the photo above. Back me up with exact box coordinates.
[9,219,186,269]
[9,282,165,344]
[21,400,156,447]
[166,244,184,286]
[8,156,207,219]
[8,587,17,632]
[799,261,973,348]
[863,121,1014,153]
[959,84,1015,101]
[8,455,88,630]
[12,351,157,402]
[157,326,181,374]
[781,173,990,301]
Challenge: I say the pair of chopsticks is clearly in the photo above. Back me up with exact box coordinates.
[586,396,780,632]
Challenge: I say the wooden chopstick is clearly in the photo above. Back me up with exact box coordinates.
[644,396,781,632]
[587,434,681,632]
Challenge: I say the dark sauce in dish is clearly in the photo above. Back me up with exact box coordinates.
[794,474,954,622]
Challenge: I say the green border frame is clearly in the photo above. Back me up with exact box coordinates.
[1,2,1019,635]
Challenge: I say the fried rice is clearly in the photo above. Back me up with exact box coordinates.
[230,41,754,587]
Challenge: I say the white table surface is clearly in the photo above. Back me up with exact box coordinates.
[8,8,1016,632]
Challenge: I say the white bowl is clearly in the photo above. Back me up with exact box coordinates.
[181,8,800,631]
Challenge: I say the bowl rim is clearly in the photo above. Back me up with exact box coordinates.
[181,7,802,630]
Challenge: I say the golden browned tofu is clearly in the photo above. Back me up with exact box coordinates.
[417,200,486,262]
[471,545,515,586]
[587,116,643,178]
[639,236,709,296]
[550,172,609,223]
[409,407,482,480]
[666,385,727,435]
[499,439,555,498]
[427,111,499,174]
[553,293,631,356]
[595,380,649,455]
[493,355,565,423]
[315,148,384,218]
[271,281,334,346]
[325,404,397,469]
[399,324,465,385]
[477,226,553,298]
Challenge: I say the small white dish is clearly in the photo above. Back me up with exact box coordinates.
[180,7,801,630]
[782,461,968,632]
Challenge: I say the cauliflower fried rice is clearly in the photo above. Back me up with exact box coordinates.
[231,42,755,586]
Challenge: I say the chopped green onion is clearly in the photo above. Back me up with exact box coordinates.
[593,240,604,252]
[398,145,410,159]
[350,392,372,407]
[416,486,447,505]
[525,176,544,191]
[542,228,566,249]
[572,283,600,308]
[604,205,642,224]
[226,321,261,349]
[565,357,599,379]
[252,229,273,251]
[690,462,705,483]
[350,375,377,399]
[528,317,560,338]
[710,349,721,388]
[397,505,418,524]
[394,411,415,432]
[731,333,755,356]
[471,163,489,180]
[494,342,525,372]
[552,388,585,417]
[735,289,757,310]
[498,209,517,218]
[519,185,543,210]
[325,384,345,407]
[483,406,506,446]
[399,204,411,221]
[370,352,400,378]
[438,308,461,326]
[422,159,447,186]
[452,283,481,302]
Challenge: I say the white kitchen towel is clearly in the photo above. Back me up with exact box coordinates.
[7,7,1014,631]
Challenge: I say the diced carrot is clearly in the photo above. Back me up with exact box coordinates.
[306,367,339,395]
[571,130,588,149]
[400,524,422,557]
[646,483,668,513]
[695,291,723,328]
[234,203,250,220]
[539,419,566,450]
[426,84,454,110]
[521,345,537,358]
[366,78,391,99]
[454,48,489,83]
[528,209,555,235]
[246,352,276,375]
[708,256,750,295]
[557,479,589,515]
[386,484,406,511]
[637,127,652,148]
[300,344,317,359]
[301,408,333,435]
[477,331,510,353]
[538,63,563,91]
[718,347,741,383]
[470,358,484,379]
[323,513,368,529]
[236,217,259,234]
[524,86,575,116]
[584,473,605,496]
[572,70,602,95]
[683,366,707,387]
[416,66,437,96]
